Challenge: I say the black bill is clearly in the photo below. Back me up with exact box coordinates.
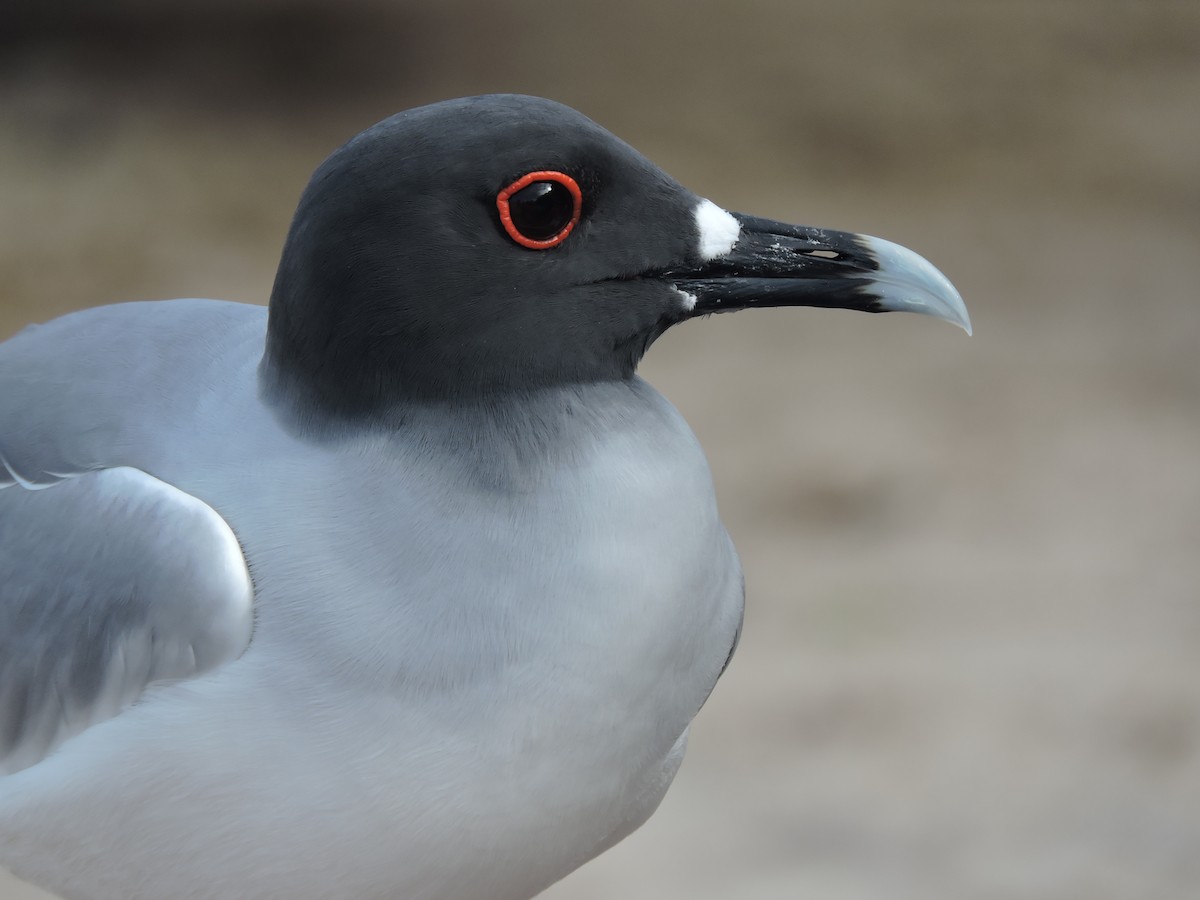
[669,213,971,334]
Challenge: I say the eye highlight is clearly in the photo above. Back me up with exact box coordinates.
[496,171,582,249]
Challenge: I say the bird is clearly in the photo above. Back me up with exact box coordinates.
[0,94,968,900]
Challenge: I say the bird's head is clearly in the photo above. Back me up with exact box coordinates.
[264,94,968,413]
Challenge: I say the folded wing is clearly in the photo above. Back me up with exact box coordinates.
[0,463,254,774]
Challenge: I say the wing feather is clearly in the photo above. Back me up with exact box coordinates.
[0,466,254,774]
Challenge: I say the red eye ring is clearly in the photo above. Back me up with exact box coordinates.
[496,170,582,250]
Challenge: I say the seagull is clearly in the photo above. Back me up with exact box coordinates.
[0,94,968,900]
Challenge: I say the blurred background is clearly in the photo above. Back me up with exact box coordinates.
[2,1,1197,898]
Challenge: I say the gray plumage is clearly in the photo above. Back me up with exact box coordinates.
[0,465,252,774]
[0,95,966,900]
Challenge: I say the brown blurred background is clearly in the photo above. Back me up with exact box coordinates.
[2,1,1198,898]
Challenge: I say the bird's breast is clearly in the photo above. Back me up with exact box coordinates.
[236,393,744,871]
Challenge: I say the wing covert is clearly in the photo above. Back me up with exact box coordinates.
[0,465,254,774]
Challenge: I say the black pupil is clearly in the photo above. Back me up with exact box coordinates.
[509,181,575,241]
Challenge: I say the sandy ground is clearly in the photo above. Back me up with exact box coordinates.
[1,2,1198,898]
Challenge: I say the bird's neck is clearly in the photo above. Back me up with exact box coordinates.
[259,346,667,475]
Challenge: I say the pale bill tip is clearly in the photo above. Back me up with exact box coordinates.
[860,234,972,336]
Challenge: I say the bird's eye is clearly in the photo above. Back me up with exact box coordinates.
[496,171,582,249]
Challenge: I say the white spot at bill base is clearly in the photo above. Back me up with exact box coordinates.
[694,199,740,260]
[673,288,698,311]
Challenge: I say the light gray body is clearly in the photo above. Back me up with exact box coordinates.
[0,299,743,899]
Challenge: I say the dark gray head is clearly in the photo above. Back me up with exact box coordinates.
[263,94,968,414]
